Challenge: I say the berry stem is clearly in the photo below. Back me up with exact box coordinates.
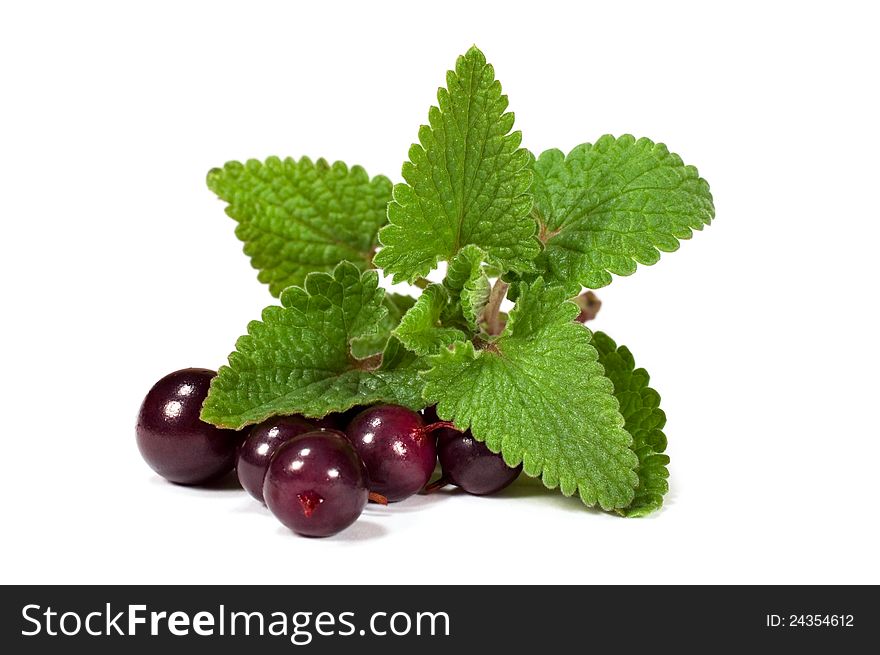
[484,279,509,336]
[423,475,451,494]
[422,421,457,435]
[368,492,389,505]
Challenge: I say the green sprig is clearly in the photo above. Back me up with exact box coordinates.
[201,45,715,516]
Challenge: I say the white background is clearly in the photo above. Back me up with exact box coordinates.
[2,0,878,585]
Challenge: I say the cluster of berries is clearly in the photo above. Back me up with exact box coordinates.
[136,368,522,536]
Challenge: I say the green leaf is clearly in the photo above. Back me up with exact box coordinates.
[531,135,714,291]
[374,46,539,283]
[207,156,392,297]
[394,284,467,355]
[351,293,416,359]
[443,244,491,331]
[201,262,427,429]
[423,280,639,510]
[592,331,670,517]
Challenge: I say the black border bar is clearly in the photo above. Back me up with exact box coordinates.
[2,585,876,652]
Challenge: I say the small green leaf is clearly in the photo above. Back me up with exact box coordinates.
[443,244,491,331]
[423,280,639,510]
[207,156,392,296]
[592,331,670,517]
[374,46,539,282]
[531,135,714,291]
[351,293,417,359]
[201,262,427,429]
[394,284,467,355]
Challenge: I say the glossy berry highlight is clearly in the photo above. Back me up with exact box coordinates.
[136,368,243,485]
[237,415,315,502]
[263,430,368,537]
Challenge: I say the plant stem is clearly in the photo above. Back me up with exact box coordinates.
[414,277,430,289]
[574,290,602,323]
[368,492,388,505]
[484,279,509,336]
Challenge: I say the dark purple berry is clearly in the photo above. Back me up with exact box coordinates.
[237,416,315,502]
[136,368,243,485]
[263,430,368,537]
[433,428,522,495]
[345,405,437,502]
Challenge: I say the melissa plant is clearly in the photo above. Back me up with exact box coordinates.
[199,46,714,517]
